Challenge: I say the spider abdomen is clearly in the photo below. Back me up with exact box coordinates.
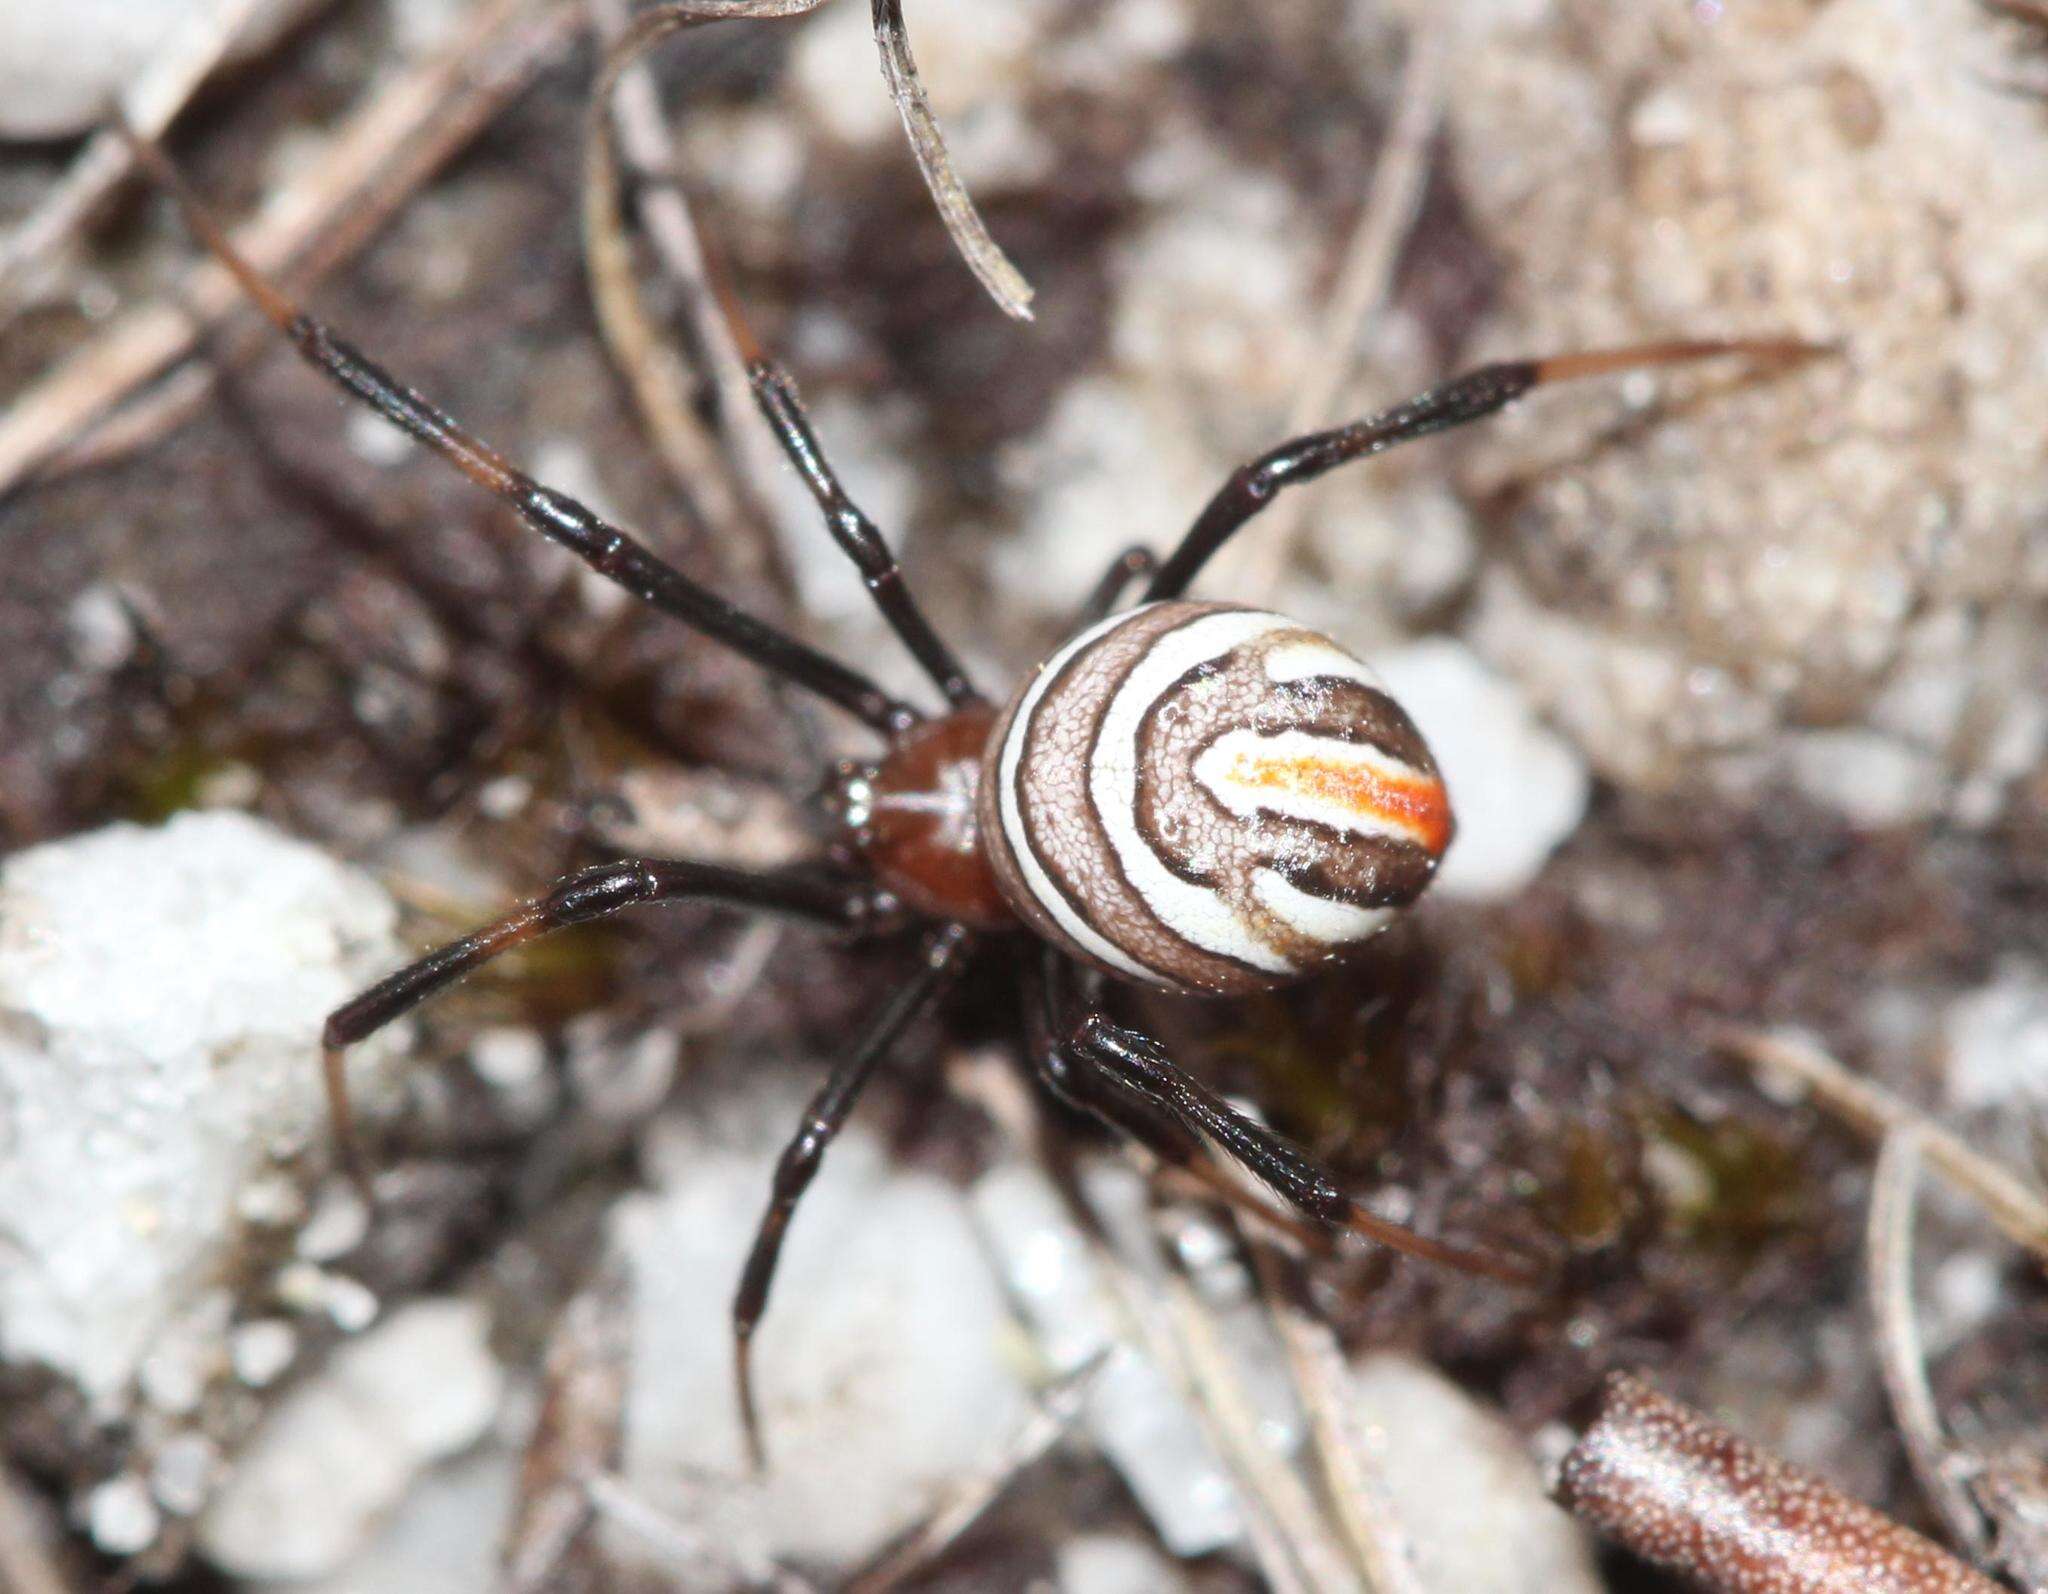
[978,601,1452,995]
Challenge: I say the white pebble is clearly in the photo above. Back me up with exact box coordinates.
[0,814,404,1412]
[229,1320,299,1388]
[608,1090,1032,1574]
[1057,1531,1190,1594]
[1349,1354,1602,1593]
[1941,966,2048,1115]
[199,1297,504,1581]
[151,1434,219,1516]
[86,1475,160,1556]
[1367,639,1591,901]
[0,0,313,140]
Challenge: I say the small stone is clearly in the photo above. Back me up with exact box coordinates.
[151,1435,219,1516]
[1942,966,2048,1115]
[608,1087,1032,1574]
[1057,1531,1190,1593]
[296,1187,371,1262]
[86,1475,160,1556]
[199,1297,503,1581]
[0,813,405,1412]
[229,1320,298,1388]
[1350,1354,1601,1593]
[0,0,314,140]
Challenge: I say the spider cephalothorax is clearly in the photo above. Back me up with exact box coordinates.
[129,125,1818,1467]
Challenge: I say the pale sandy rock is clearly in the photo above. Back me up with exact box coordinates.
[1437,0,2048,796]
[0,811,405,1412]
[1351,1353,1603,1594]
[198,1297,505,1581]
[608,1084,1033,1575]
[0,0,313,140]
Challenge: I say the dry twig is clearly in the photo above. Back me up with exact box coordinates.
[869,0,1033,319]
[0,0,582,499]
[0,1468,72,1594]
[502,1268,634,1592]
[844,1354,1105,1594]
[1556,1372,2003,1593]
[582,0,794,589]
[1247,1245,1426,1594]
[1718,1026,2048,1262]
[1867,1129,1996,1562]
[581,0,1031,342]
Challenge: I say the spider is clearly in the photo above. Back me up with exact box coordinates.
[125,131,1817,1468]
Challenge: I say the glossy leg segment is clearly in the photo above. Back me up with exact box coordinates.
[1043,972,1538,1283]
[1076,544,1158,627]
[1145,337,1828,601]
[731,922,975,1470]
[1020,953,1329,1252]
[322,860,889,1200]
[121,126,920,736]
[747,361,982,709]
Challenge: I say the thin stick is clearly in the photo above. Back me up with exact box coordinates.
[1558,1372,2003,1594]
[0,0,340,309]
[581,0,794,589]
[844,1354,1105,1594]
[584,1473,820,1593]
[869,0,1033,320]
[1717,1026,2048,1262]
[1207,14,1449,603]
[1248,1245,1426,1594]
[0,0,580,499]
[1159,1267,1361,1594]
[1866,1129,1993,1559]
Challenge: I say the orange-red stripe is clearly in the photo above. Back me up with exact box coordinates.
[1227,752,1452,856]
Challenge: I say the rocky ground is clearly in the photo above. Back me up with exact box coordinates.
[1,0,2045,1589]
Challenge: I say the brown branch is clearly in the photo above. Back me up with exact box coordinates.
[1556,1372,2003,1593]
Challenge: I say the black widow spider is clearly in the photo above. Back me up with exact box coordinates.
[124,128,1818,1468]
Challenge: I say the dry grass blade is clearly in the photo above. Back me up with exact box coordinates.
[582,0,1032,330]
[581,0,800,591]
[1204,14,1447,602]
[1158,1265,1360,1593]
[0,0,582,499]
[869,0,1034,320]
[502,1268,634,1592]
[584,1472,822,1592]
[1867,1129,1995,1561]
[845,1353,1106,1594]
[0,0,340,311]
[1247,1245,1425,1594]
[1717,1026,2048,1262]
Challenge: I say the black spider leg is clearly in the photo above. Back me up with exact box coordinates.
[1020,950,1330,1253]
[120,126,919,737]
[322,861,892,1202]
[747,361,984,708]
[732,921,975,1471]
[1077,545,1159,627]
[1040,959,1539,1284]
[1146,336,1829,601]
